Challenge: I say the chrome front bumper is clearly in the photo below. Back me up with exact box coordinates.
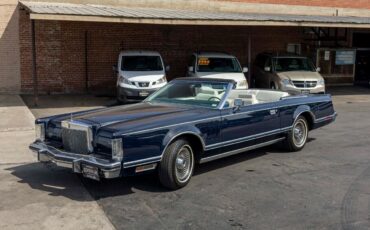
[29,142,122,179]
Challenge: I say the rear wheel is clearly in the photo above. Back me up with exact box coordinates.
[158,139,194,190]
[284,116,309,151]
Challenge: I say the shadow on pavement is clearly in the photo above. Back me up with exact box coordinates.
[7,147,276,201]
[327,85,370,96]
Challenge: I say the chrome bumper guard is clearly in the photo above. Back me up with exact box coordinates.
[29,142,121,179]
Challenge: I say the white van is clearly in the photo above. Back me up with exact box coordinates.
[115,51,168,103]
[187,52,249,89]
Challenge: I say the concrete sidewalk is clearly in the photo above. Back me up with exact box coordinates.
[0,95,114,230]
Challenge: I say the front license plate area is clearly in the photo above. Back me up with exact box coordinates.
[139,91,149,97]
[82,165,100,181]
[301,90,310,94]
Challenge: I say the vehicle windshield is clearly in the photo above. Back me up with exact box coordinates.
[146,81,229,108]
[121,56,163,71]
[197,57,242,73]
[273,57,316,72]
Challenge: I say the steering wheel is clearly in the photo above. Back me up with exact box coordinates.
[208,96,221,102]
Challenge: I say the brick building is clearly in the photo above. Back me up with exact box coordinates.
[1,0,370,94]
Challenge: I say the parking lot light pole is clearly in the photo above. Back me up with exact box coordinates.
[31,19,38,107]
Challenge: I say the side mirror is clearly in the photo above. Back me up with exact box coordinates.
[165,65,170,72]
[316,67,321,72]
[113,65,118,73]
[188,66,194,72]
[233,98,243,112]
[242,67,249,73]
[264,66,271,72]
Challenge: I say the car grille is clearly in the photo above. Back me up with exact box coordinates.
[138,82,150,87]
[61,121,92,154]
[292,81,317,88]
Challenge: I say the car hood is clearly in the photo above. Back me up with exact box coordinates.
[277,71,323,81]
[121,71,165,81]
[47,102,213,135]
[196,72,245,82]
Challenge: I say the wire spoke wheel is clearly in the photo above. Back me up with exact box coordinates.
[292,119,308,148]
[175,145,193,183]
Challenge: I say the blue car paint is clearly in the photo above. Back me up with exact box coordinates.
[36,80,336,178]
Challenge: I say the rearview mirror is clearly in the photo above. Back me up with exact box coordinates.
[188,66,194,72]
[242,67,249,73]
[233,98,243,112]
[316,67,321,72]
[165,65,170,72]
[264,66,271,72]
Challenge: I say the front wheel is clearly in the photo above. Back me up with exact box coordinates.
[116,87,127,104]
[284,116,309,151]
[158,139,194,190]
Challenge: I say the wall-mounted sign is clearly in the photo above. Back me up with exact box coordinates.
[335,50,355,65]
[324,51,330,61]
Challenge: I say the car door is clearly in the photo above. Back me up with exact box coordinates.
[206,101,281,156]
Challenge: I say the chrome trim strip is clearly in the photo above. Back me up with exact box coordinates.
[123,117,220,136]
[123,156,162,168]
[122,100,330,136]
[314,112,337,123]
[205,126,291,150]
[200,137,286,163]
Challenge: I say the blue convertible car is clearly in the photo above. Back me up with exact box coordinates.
[30,78,336,189]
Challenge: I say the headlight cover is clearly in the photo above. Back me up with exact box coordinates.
[119,76,133,85]
[281,79,292,86]
[111,139,123,161]
[318,78,325,85]
[154,76,167,85]
[238,79,248,87]
[35,123,45,141]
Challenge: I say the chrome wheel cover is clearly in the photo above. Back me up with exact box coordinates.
[293,119,308,147]
[175,145,194,183]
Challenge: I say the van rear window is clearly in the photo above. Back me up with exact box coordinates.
[121,56,163,71]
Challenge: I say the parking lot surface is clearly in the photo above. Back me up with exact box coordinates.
[19,87,370,229]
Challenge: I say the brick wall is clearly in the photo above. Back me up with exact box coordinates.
[0,0,20,93]
[20,10,306,94]
[221,0,370,9]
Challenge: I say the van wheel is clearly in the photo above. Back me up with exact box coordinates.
[271,82,277,90]
[284,116,309,152]
[158,139,194,190]
[116,88,127,104]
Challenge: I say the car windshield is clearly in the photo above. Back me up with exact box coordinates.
[197,57,242,73]
[146,81,229,108]
[121,56,163,71]
[273,57,316,72]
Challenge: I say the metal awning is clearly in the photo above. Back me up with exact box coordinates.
[20,1,370,28]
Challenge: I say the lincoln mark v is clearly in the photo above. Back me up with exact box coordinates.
[30,78,337,189]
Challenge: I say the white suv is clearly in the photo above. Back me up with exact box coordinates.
[115,51,168,103]
[187,52,249,89]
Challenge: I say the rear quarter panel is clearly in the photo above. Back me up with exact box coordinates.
[279,94,334,129]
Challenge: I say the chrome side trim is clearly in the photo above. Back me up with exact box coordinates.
[123,117,220,136]
[200,137,286,163]
[122,100,331,136]
[314,112,337,123]
[205,126,291,150]
[123,156,162,168]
